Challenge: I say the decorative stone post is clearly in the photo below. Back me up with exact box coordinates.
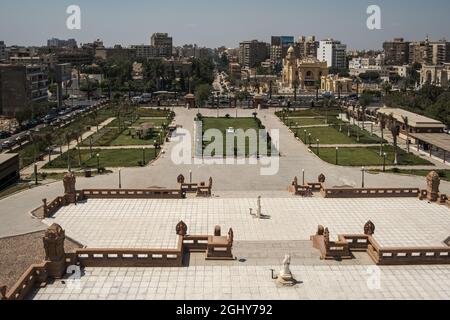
[364,221,376,236]
[177,174,185,184]
[214,225,221,237]
[176,221,188,236]
[43,224,66,278]
[426,171,440,202]
[63,172,77,205]
[42,198,48,218]
[318,173,326,184]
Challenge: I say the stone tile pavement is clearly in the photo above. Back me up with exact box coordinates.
[44,197,450,249]
[30,264,450,300]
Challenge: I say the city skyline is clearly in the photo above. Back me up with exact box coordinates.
[1,0,450,49]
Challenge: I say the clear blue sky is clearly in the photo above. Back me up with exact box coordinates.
[1,0,449,49]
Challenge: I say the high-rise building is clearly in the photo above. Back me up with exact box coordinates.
[383,38,410,65]
[270,36,294,62]
[409,37,450,65]
[0,41,6,61]
[317,39,347,69]
[0,65,29,117]
[239,40,269,68]
[151,33,173,58]
[130,45,160,59]
[297,36,319,58]
[47,38,77,48]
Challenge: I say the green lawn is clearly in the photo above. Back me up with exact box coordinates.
[131,118,169,128]
[371,169,450,182]
[80,128,122,147]
[201,117,274,156]
[297,125,384,145]
[138,108,172,118]
[312,146,433,167]
[284,117,344,127]
[109,128,161,146]
[44,148,159,169]
[276,108,341,118]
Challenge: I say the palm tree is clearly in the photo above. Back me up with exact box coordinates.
[402,116,410,153]
[314,80,321,101]
[388,113,399,165]
[64,130,74,171]
[44,132,54,162]
[292,79,300,102]
[378,114,386,155]
[337,82,343,100]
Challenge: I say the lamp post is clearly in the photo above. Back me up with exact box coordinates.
[304,130,307,144]
[118,168,122,189]
[89,136,93,158]
[142,147,146,165]
[361,167,365,188]
[316,139,320,155]
[189,170,192,184]
[335,147,339,165]
[308,133,312,148]
[383,152,387,172]
[34,164,38,185]
[302,169,305,185]
[96,153,100,173]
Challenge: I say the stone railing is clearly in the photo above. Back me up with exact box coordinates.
[72,236,184,268]
[311,222,450,265]
[43,197,65,218]
[1,262,49,301]
[183,235,209,252]
[321,187,420,199]
[77,188,184,200]
[177,175,213,197]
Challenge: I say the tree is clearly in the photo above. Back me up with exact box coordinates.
[388,113,400,165]
[381,82,392,96]
[292,79,300,102]
[402,116,410,153]
[195,84,212,107]
[378,114,386,155]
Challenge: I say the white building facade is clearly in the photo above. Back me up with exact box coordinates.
[317,39,347,69]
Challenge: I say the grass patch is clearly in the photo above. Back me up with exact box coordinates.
[44,148,159,169]
[311,146,434,166]
[201,117,274,157]
[276,108,341,118]
[31,170,113,181]
[110,129,161,146]
[131,118,170,128]
[138,108,172,118]
[296,125,384,145]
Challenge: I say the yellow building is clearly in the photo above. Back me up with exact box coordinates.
[321,74,353,94]
[282,46,328,90]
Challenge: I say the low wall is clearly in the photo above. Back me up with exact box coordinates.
[321,187,420,198]
[73,236,184,268]
[1,262,49,300]
[78,189,184,200]
[312,228,450,265]
[183,235,209,252]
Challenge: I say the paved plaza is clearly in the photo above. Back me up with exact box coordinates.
[30,265,450,300]
[1,108,450,238]
[45,197,450,249]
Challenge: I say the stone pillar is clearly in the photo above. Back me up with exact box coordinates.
[426,171,440,202]
[176,221,188,236]
[63,172,77,205]
[318,174,326,184]
[364,221,376,236]
[43,224,66,278]
[42,198,48,218]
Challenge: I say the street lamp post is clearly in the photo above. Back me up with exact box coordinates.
[189,170,192,184]
[335,147,339,165]
[142,147,146,165]
[118,168,122,189]
[34,164,38,185]
[302,169,305,185]
[383,152,387,172]
[304,130,307,144]
[361,167,365,188]
[316,139,320,155]
[96,153,100,173]
[308,133,312,148]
